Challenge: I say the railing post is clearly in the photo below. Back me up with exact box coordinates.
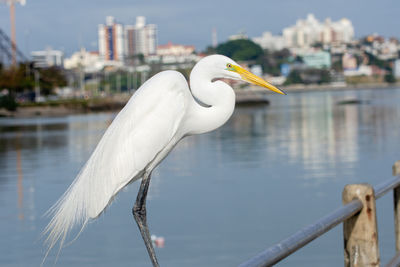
[393,160,400,252]
[342,184,380,267]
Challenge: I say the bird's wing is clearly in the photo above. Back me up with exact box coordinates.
[43,71,189,255]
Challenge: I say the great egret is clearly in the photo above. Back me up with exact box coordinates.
[43,54,286,266]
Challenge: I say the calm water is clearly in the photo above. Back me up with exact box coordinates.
[1,87,400,267]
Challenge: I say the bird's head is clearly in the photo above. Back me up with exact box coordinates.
[204,55,286,95]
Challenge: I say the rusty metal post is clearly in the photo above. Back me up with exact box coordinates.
[343,184,380,267]
[393,160,400,252]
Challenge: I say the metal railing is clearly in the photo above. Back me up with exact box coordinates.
[239,160,400,267]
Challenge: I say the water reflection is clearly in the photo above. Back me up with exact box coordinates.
[214,89,400,181]
[16,133,24,220]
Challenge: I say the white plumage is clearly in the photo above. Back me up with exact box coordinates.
[43,55,285,265]
[43,71,188,251]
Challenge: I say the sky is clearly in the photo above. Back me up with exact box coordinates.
[0,0,399,57]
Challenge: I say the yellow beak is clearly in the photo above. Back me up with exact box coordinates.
[233,65,286,95]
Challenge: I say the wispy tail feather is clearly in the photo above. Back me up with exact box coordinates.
[41,177,91,265]
[41,166,138,265]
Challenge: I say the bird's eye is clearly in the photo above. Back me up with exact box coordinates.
[227,63,232,69]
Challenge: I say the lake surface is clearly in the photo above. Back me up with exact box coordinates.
[1,87,400,267]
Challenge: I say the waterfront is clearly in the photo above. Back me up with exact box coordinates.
[0,87,400,266]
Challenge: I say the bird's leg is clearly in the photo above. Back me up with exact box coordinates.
[132,172,159,267]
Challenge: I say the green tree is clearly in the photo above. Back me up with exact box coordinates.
[39,67,67,95]
[319,69,331,84]
[364,51,391,70]
[332,58,343,72]
[284,69,331,85]
[384,73,396,83]
[215,39,263,61]
[0,63,67,97]
[311,42,323,49]
[284,70,303,85]
[0,63,34,94]
[0,94,18,111]
[136,53,145,64]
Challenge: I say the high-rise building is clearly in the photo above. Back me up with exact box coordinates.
[125,16,157,58]
[282,14,354,48]
[98,16,125,61]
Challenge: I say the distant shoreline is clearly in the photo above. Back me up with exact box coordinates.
[245,82,400,94]
[1,83,399,118]
[284,82,400,93]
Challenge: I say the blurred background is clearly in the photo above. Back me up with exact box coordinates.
[0,0,400,266]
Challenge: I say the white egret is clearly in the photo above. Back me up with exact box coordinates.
[43,55,286,266]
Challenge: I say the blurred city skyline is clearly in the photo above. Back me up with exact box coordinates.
[0,0,398,56]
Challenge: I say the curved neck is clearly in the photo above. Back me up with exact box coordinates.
[186,67,235,135]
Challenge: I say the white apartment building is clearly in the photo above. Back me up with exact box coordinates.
[125,16,157,57]
[282,14,354,48]
[98,16,125,61]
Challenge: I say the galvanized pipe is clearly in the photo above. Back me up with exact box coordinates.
[239,199,363,267]
[374,176,400,199]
